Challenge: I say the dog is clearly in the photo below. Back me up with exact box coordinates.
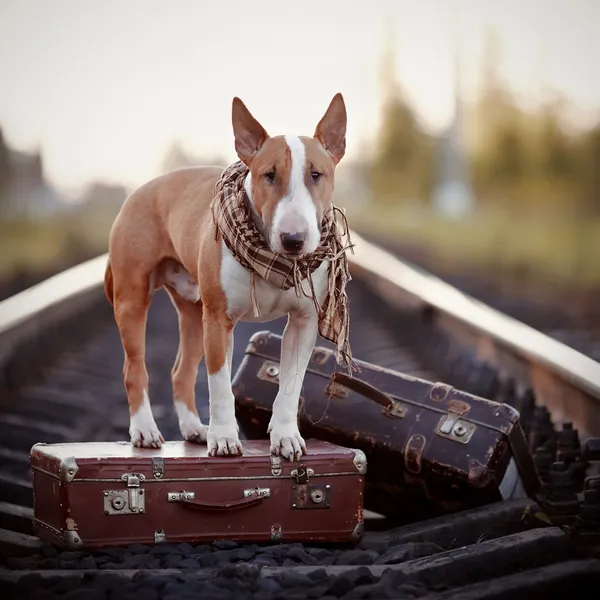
[104,93,349,461]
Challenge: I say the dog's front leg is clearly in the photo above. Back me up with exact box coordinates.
[268,311,318,461]
[204,310,242,456]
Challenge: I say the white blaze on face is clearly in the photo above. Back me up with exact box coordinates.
[270,136,320,254]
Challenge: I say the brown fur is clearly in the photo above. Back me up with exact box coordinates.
[106,93,347,449]
[107,167,225,426]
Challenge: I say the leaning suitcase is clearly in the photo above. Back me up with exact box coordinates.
[30,439,366,549]
[232,330,541,522]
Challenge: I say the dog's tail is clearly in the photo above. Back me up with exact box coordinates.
[104,259,114,306]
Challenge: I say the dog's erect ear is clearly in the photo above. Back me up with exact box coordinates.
[314,93,347,164]
[232,97,269,165]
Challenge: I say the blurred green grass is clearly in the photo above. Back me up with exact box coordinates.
[0,211,113,280]
[346,204,600,290]
[1,204,598,296]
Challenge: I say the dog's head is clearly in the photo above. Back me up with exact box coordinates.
[231,94,347,256]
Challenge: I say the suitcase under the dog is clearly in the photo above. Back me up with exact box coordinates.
[30,439,366,549]
[232,330,541,522]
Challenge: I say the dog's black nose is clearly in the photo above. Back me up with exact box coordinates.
[280,232,306,253]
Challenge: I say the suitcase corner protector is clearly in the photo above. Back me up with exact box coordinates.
[351,449,367,475]
[62,530,84,550]
[59,456,79,482]
[351,521,365,542]
[493,402,521,423]
[247,329,273,348]
[30,442,48,451]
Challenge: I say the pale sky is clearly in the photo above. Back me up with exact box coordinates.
[1,0,599,194]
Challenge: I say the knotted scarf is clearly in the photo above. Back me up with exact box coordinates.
[210,160,356,373]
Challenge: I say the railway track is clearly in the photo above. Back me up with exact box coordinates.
[367,235,600,364]
[0,232,599,599]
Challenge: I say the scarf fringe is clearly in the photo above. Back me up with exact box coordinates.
[251,272,261,318]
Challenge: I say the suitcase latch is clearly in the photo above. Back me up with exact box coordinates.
[103,473,146,516]
[270,455,282,476]
[258,361,280,384]
[152,456,164,479]
[384,401,407,419]
[291,465,314,484]
[291,484,331,510]
[436,413,476,444]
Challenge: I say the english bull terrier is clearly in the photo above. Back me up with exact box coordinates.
[104,93,351,461]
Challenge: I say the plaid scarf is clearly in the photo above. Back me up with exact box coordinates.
[211,160,356,373]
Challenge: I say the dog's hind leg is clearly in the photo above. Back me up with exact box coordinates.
[112,271,164,448]
[165,287,208,443]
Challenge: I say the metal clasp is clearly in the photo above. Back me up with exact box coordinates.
[436,413,476,444]
[258,361,280,384]
[384,401,407,418]
[152,456,164,479]
[270,523,282,540]
[291,483,331,510]
[122,473,145,513]
[310,488,325,503]
[167,491,196,502]
[291,465,314,484]
[270,454,282,476]
[244,487,271,498]
[103,473,146,515]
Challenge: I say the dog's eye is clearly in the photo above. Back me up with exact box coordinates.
[264,171,276,184]
[311,171,322,183]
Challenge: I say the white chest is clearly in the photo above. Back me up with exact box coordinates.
[220,241,328,322]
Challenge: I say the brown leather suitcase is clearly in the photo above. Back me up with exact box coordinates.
[232,330,541,523]
[29,439,366,549]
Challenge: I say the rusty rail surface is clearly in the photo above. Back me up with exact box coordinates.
[1,234,600,598]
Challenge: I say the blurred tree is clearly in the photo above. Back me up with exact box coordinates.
[469,26,508,155]
[576,124,600,216]
[370,95,435,205]
[0,128,10,210]
[534,100,574,181]
[368,31,435,205]
[469,27,530,206]
[483,107,529,187]
[368,23,599,219]
[467,26,600,217]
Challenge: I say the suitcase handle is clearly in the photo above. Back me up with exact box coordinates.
[179,493,266,513]
[330,372,394,410]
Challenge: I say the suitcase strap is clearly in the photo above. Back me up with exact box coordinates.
[179,494,265,513]
[332,372,540,499]
[331,372,395,410]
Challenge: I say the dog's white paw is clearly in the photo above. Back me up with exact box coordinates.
[130,395,164,448]
[175,402,208,443]
[180,421,208,444]
[207,424,243,456]
[268,422,307,461]
[130,425,164,449]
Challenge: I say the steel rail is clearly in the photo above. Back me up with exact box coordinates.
[1,231,598,434]
[0,254,109,392]
[348,230,600,436]
[349,231,600,396]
